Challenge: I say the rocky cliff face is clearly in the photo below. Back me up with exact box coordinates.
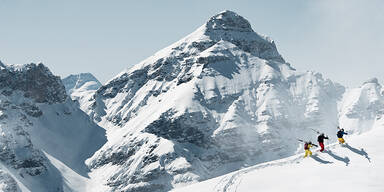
[339,78,384,133]
[84,11,346,192]
[0,63,66,103]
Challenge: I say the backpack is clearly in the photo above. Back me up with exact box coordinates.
[304,143,309,150]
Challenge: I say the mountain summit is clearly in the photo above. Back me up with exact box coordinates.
[205,10,253,32]
[203,10,284,62]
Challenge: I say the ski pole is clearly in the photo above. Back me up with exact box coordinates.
[311,128,321,134]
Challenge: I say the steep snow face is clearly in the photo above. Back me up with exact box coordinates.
[62,73,102,112]
[339,78,384,133]
[85,10,345,191]
[0,63,106,191]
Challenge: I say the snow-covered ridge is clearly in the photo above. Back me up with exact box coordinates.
[0,61,106,191]
[110,10,284,80]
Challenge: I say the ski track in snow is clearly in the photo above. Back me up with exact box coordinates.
[214,143,341,192]
[214,156,302,192]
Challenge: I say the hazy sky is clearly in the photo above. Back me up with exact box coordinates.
[1,0,383,87]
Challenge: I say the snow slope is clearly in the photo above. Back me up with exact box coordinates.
[0,62,106,191]
[173,116,383,192]
[83,10,348,191]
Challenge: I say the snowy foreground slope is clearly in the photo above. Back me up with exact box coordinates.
[173,117,384,192]
[0,61,106,191]
[80,10,362,192]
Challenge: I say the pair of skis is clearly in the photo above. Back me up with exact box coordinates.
[297,139,318,147]
[296,128,323,143]
[297,128,323,147]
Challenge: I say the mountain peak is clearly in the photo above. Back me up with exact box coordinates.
[63,73,100,83]
[62,73,102,95]
[205,10,253,32]
[198,10,285,62]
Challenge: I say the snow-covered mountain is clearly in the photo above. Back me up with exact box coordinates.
[62,73,102,111]
[83,10,348,191]
[0,62,106,191]
[1,9,382,192]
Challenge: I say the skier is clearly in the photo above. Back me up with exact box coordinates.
[337,127,348,144]
[304,141,318,157]
[317,133,329,152]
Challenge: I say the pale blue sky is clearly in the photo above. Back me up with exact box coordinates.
[0,0,383,87]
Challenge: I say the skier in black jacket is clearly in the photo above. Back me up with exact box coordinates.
[317,133,329,152]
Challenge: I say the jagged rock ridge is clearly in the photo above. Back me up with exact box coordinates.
[0,63,66,103]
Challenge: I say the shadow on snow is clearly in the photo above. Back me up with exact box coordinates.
[325,150,350,166]
[310,155,333,164]
[345,143,371,162]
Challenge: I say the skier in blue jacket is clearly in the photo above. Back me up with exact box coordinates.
[337,127,348,144]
